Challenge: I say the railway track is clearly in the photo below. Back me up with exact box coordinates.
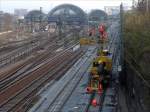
[0,45,84,112]
[18,49,84,112]
[44,27,119,112]
[0,32,63,68]
[30,47,96,112]
[0,29,75,60]
[0,43,77,92]
[0,36,76,90]
[0,28,88,112]
[47,63,88,112]
[0,44,60,91]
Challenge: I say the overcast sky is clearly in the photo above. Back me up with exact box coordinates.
[0,0,133,14]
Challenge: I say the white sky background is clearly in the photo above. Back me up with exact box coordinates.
[0,0,133,14]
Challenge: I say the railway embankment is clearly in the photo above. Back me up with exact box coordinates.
[122,11,150,112]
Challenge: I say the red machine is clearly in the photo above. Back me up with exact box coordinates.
[98,24,107,39]
[99,24,105,35]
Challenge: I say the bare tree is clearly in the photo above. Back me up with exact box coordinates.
[138,0,150,12]
[3,13,14,31]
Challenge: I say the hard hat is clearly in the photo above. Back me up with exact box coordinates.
[103,49,108,52]
[98,60,102,64]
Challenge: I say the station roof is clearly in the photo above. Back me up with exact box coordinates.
[25,10,46,23]
[88,9,107,21]
[48,4,87,25]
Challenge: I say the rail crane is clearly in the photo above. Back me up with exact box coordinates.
[80,24,112,95]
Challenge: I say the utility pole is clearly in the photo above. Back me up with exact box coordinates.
[120,3,124,70]
[146,0,149,12]
[30,14,33,33]
[132,0,135,9]
[58,16,62,40]
[0,0,1,32]
[40,7,42,32]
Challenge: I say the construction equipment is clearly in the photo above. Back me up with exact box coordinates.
[79,38,96,45]
[84,24,112,93]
